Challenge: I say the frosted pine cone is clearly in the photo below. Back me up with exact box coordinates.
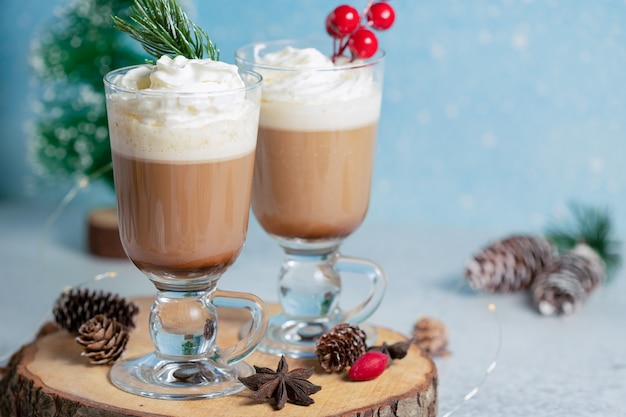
[532,243,605,316]
[53,288,139,333]
[76,314,130,365]
[465,235,557,293]
[315,323,367,372]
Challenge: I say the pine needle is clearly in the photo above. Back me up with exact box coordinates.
[545,203,622,278]
[112,0,219,62]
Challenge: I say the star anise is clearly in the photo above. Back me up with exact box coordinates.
[238,355,322,410]
[367,339,412,365]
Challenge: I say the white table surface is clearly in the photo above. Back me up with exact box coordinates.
[1,195,625,416]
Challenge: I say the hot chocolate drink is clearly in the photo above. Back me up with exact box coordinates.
[244,46,382,241]
[106,56,260,281]
[234,39,386,358]
[113,151,254,277]
[253,124,377,239]
[103,53,267,399]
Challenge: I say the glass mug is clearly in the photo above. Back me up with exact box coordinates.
[104,64,268,399]
[236,39,387,358]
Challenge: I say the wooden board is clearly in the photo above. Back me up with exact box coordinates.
[1,298,437,417]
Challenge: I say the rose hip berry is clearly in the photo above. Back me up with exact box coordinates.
[367,2,396,30]
[348,351,389,381]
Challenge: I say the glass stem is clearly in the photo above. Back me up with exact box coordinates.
[150,289,218,359]
[278,249,342,319]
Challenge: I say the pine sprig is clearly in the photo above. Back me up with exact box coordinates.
[545,203,621,278]
[112,0,219,62]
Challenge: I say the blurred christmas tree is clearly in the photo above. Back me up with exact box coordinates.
[29,0,147,190]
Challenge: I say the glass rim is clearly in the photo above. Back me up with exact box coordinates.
[103,64,263,97]
[234,37,385,72]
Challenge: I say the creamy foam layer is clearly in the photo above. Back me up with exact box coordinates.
[253,46,381,131]
[260,95,380,131]
[106,56,259,161]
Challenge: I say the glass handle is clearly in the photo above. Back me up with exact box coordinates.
[212,290,269,365]
[334,255,387,325]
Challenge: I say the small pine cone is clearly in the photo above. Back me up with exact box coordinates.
[532,243,605,316]
[315,323,367,373]
[76,314,130,365]
[465,235,557,293]
[412,317,449,357]
[53,288,139,333]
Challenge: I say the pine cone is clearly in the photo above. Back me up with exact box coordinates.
[412,317,449,357]
[532,243,605,316]
[76,314,130,365]
[53,288,139,333]
[315,323,367,373]
[465,235,557,293]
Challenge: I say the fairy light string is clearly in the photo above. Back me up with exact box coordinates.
[1,165,119,365]
[420,275,503,417]
[440,301,503,417]
[4,164,503,417]
[38,162,114,274]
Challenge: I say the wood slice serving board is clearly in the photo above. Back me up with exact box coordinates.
[1,298,437,417]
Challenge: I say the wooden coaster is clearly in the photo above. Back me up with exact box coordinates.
[0,298,437,416]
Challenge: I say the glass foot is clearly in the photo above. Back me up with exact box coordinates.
[109,353,253,399]
[255,313,378,359]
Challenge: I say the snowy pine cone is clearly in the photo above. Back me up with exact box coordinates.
[465,235,557,293]
[532,243,605,315]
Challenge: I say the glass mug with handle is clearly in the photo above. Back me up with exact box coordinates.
[104,57,268,399]
[236,39,387,358]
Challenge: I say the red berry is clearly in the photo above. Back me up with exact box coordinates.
[348,351,389,381]
[326,15,342,38]
[348,28,379,59]
[367,2,396,30]
[327,5,361,37]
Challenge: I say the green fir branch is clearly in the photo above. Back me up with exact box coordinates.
[545,203,622,278]
[29,0,146,191]
[112,0,219,62]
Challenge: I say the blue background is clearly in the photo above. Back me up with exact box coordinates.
[1,0,625,236]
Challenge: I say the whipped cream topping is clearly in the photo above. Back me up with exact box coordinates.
[106,56,259,162]
[248,45,382,131]
[255,46,333,68]
[116,56,246,92]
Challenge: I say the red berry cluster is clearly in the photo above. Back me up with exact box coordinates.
[325,1,395,61]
